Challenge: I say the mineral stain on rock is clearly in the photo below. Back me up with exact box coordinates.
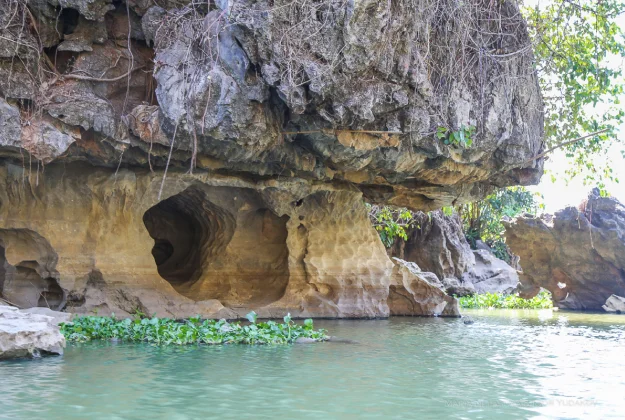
[0,0,544,318]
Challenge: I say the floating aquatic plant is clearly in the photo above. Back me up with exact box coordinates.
[60,312,328,345]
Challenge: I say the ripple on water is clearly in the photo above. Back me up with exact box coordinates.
[1,310,625,419]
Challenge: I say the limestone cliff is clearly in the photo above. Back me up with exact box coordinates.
[504,190,625,311]
[0,0,543,317]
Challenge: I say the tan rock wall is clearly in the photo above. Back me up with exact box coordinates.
[0,161,457,318]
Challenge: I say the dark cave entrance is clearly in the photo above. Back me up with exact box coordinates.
[142,187,290,306]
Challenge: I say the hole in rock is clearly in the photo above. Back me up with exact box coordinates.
[59,8,80,35]
[143,187,290,306]
[0,230,66,310]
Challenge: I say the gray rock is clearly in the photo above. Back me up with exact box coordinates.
[21,308,74,326]
[603,295,625,313]
[294,337,317,344]
[462,250,519,295]
[0,99,21,148]
[0,305,66,360]
[388,258,460,317]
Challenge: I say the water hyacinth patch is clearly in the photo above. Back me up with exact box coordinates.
[60,312,328,345]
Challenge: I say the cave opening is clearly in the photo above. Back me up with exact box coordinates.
[142,186,290,307]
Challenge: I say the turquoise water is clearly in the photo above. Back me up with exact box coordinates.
[2,310,625,419]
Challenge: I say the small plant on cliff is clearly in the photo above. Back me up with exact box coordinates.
[437,125,476,149]
[60,314,328,345]
[457,290,553,310]
[367,204,417,247]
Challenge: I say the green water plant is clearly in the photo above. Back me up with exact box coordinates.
[60,312,328,345]
[457,290,553,310]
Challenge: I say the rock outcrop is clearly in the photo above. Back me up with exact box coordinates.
[389,210,519,295]
[0,305,66,359]
[0,0,543,317]
[389,258,459,316]
[0,161,412,318]
[504,190,625,311]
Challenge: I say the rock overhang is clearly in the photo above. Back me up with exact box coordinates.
[0,0,544,211]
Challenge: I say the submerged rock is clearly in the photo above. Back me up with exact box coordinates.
[504,190,625,311]
[0,305,66,360]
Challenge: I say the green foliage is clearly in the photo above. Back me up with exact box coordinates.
[524,0,625,184]
[437,125,476,148]
[60,314,328,345]
[367,204,417,247]
[459,187,539,262]
[457,290,553,309]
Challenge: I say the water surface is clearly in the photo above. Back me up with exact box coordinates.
[2,310,625,419]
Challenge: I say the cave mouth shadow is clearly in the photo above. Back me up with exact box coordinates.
[142,186,290,307]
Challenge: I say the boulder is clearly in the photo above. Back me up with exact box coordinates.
[603,295,625,313]
[0,305,66,360]
[462,250,519,294]
[21,308,74,326]
[388,258,460,317]
[504,190,625,311]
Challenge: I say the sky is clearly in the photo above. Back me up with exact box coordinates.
[529,140,625,213]
[526,2,625,213]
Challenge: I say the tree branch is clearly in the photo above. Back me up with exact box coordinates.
[521,128,611,166]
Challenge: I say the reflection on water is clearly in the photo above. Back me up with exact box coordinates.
[1,310,625,419]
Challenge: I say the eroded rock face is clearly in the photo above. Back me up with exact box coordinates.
[389,258,459,317]
[504,190,625,310]
[0,0,543,317]
[0,0,543,211]
[390,210,518,296]
[0,305,66,359]
[0,229,66,310]
[462,250,519,295]
[0,161,460,318]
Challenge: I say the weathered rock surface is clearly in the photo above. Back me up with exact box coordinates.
[389,258,459,317]
[0,0,543,209]
[603,295,625,313]
[390,211,518,296]
[0,161,462,318]
[0,0,543,317]
[0,305,66,359]
[462,250,519,295]
[504,190,625,311]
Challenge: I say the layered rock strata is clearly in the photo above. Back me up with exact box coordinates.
[0,161,462,317]
[0,0,543,317]
[504,190,625,311]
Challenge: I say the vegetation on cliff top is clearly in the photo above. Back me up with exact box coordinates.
[60,312,328,345]
[458,290,553,310]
